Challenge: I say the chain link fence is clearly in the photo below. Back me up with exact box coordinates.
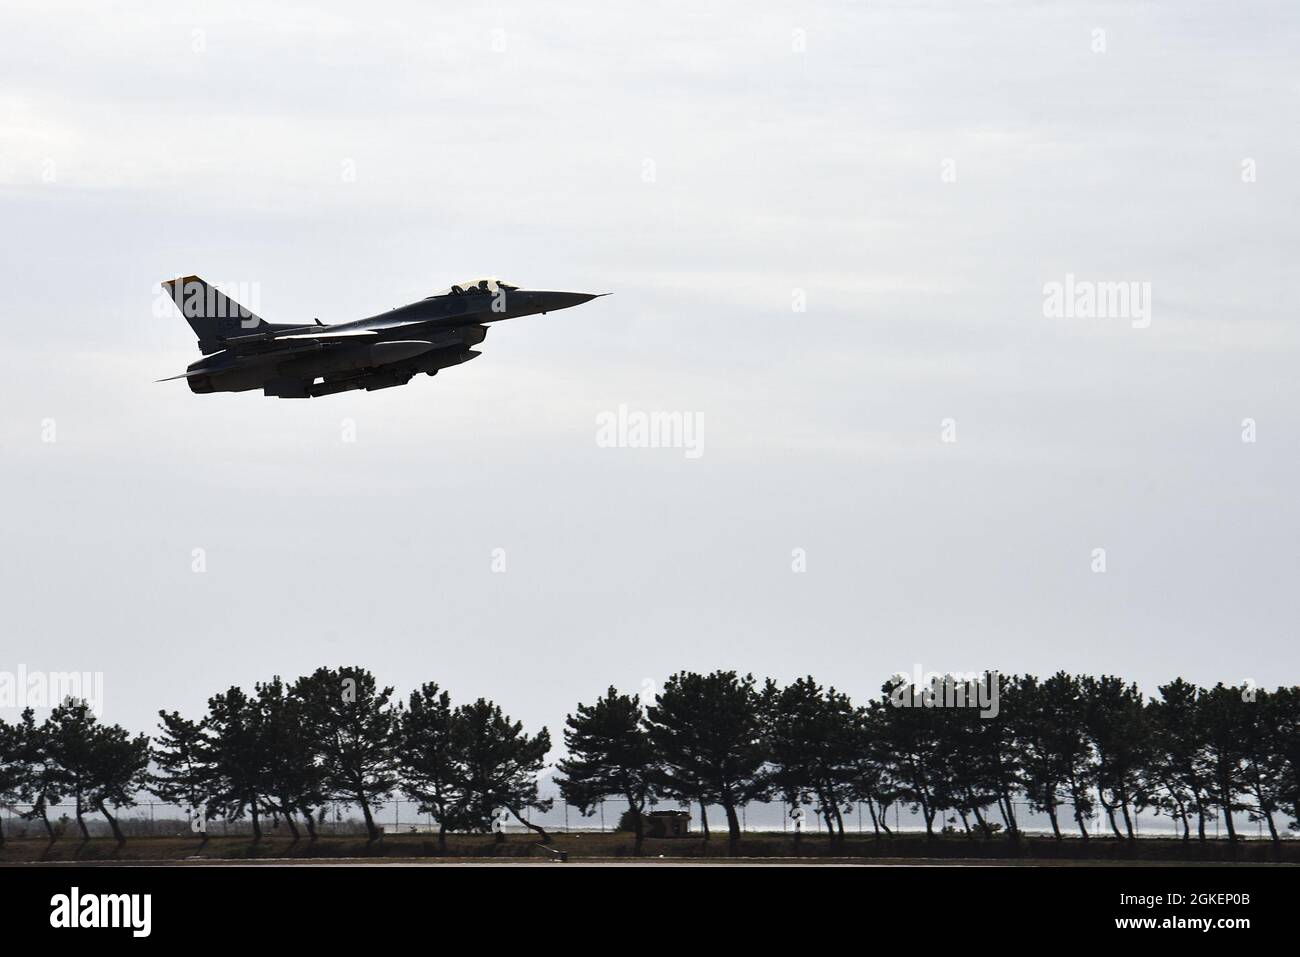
[2,797,1285,841]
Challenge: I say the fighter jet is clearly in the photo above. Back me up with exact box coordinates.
[158,276,605,398]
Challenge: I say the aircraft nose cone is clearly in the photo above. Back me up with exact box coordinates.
[539,291,606,311]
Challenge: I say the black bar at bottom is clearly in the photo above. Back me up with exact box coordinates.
[3,862,1291,942]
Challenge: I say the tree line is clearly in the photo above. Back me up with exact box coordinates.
[0,667,1296,854]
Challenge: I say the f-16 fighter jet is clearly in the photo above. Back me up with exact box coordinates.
[158,276,605,398]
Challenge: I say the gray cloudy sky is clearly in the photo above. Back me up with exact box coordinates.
[2,1,1298,743]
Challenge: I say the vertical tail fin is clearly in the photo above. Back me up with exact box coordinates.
[162,276,268,353]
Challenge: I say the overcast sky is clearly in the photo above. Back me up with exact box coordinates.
[2,1,1297,744]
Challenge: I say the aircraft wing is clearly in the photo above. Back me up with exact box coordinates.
[159,323,490,382]
[216,319,434,352]
[275,329,386,340]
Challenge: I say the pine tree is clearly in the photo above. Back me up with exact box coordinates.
[85,722,150,844]
[1240,687,1285,845]
[204,685,275,842]
[396,682,465,852]
[1148,679,1212,839]
[761,677,858,843]
[37,700,148,844]
[968,673,1022,838]
[41,700,98,841]
[844,700,900,838]
[877,676,947,837]
[257,677,327,843]
[452,698,552,842]
[1268,686,1300,835]
[150,710,216,843]
[1081,675,1150,840]
[1017,674,1090,839]
[15,709,60,841]
[556,687,658,853]
[0,717,23,846]
[646,671,766,852]
[294,666,398,842]
[1199,683,1251,842]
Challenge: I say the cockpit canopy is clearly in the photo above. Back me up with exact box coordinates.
[432,277,519,297]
